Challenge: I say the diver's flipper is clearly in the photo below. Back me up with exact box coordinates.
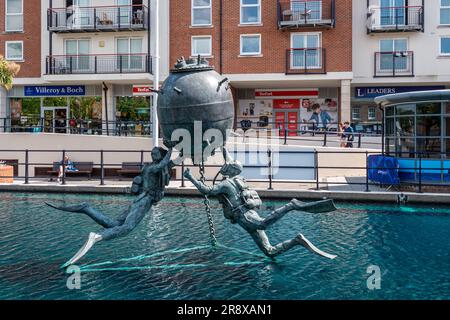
[291,199,337,213]
[46,202,89,213]
[296,234,337,260]
[62,232,103,268]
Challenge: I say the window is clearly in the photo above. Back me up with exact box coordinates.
[192,0,212,26]
[380,0,405,26]
[441,0,450,25]
[240,0,261,24]
[65,39,90,71]
[379,38,408,71]
[117,38,144,70]
[240,34,261,56]
[191,36,212,56]
[5,41,23,61]
[352,107,361,121]
[290,33,321,69]
[5,0,23,32]
[440,37,450,56]
[368,107,377,120]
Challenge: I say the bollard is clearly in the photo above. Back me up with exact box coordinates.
[358,133,362,148]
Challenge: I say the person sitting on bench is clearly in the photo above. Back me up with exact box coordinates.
[58,155,78,184]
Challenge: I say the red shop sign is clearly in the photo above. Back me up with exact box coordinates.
[255,90,319,97]
[273,99,300,109]
[133,85,153,96]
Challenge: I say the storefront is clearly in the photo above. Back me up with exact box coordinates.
[352,85,446,134]
[376,90,450,183]
[6,85,103,134]
[236,88,340,136]
[4,84,153,136]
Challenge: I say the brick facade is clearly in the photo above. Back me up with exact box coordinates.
[0,0,41,78]
[170,0,352,74]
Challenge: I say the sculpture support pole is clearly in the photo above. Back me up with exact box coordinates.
[152,0,160,147]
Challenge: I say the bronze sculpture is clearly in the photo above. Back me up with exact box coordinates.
[47,146,177,267]
[184,147,337,259]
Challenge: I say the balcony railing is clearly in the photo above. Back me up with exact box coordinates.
[374,51,414,77]
[46,54,152,75]
[48,5,149,32]
[367,6,424,33]
[277,0,335,29]
[286,48,326,75]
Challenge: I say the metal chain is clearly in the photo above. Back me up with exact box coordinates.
[199,162,217,247]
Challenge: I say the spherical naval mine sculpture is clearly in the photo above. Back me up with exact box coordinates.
[157,57,234,161]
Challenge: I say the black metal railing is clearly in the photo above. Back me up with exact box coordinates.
[0,149,448,194]
[46,54,152,75]
[0,117,152,137]
[48,4,149,32]
[286,48,326,74]
[277,0,335,29]
[0,117,382,148]
[367,5,424,33]
[374,51,414,77]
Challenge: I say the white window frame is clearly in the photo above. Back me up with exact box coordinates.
[115,37,144,70]
[368,107,377,121]
[5,0,24,32]
[5,41,24,61]
[440,0,450,26]
[440,36,450,56]
[191,0,212,27]
[378,38,409,72]
[240,34,261,56]
[240,0,261,25]
[191,36,212,57]
[290,32,322,69]
[352,107,361,121]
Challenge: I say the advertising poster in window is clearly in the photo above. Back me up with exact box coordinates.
[237,100,273,128]
[300,97,338,130]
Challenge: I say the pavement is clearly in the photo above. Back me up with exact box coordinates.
[1,177,449,204]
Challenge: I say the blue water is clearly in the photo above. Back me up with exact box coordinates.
[0,192,449,300]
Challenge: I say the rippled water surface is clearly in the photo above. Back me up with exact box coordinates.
[0,192,449,300]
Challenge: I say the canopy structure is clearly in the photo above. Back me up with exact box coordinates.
[375,89,450,107]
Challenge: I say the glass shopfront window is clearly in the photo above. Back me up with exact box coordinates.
[116,96,151,136]
[385,101,449,159]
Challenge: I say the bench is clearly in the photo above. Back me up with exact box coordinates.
[117,162,144,179]
[48,162,94,180]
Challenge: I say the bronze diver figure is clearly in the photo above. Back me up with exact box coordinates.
[184,147,337,259]
[47,146,177,267]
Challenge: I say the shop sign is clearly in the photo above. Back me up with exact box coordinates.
[133,85,153,96]
[273,99,300,109]
[255,89,319,98]
[24,85,85,97]
[355,86,445,99]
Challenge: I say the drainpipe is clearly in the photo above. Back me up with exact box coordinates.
[219,0,223,74]
[49,0,53,73]
[102,82,110,136]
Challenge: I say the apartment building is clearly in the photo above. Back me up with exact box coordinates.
[170,0,353,135]
[0,0,168,135]
[352,0,450,133]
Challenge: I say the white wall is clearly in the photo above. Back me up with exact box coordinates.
[353,0,450,85]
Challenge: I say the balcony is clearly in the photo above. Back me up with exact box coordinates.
[48,5,149,33]
[277,0,335,30]
[374,51,414,77]
[367,5,424,33]
[286,48,326,75]
[46,54,152,75]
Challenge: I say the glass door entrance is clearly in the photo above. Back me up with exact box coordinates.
[41,107,68,133]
